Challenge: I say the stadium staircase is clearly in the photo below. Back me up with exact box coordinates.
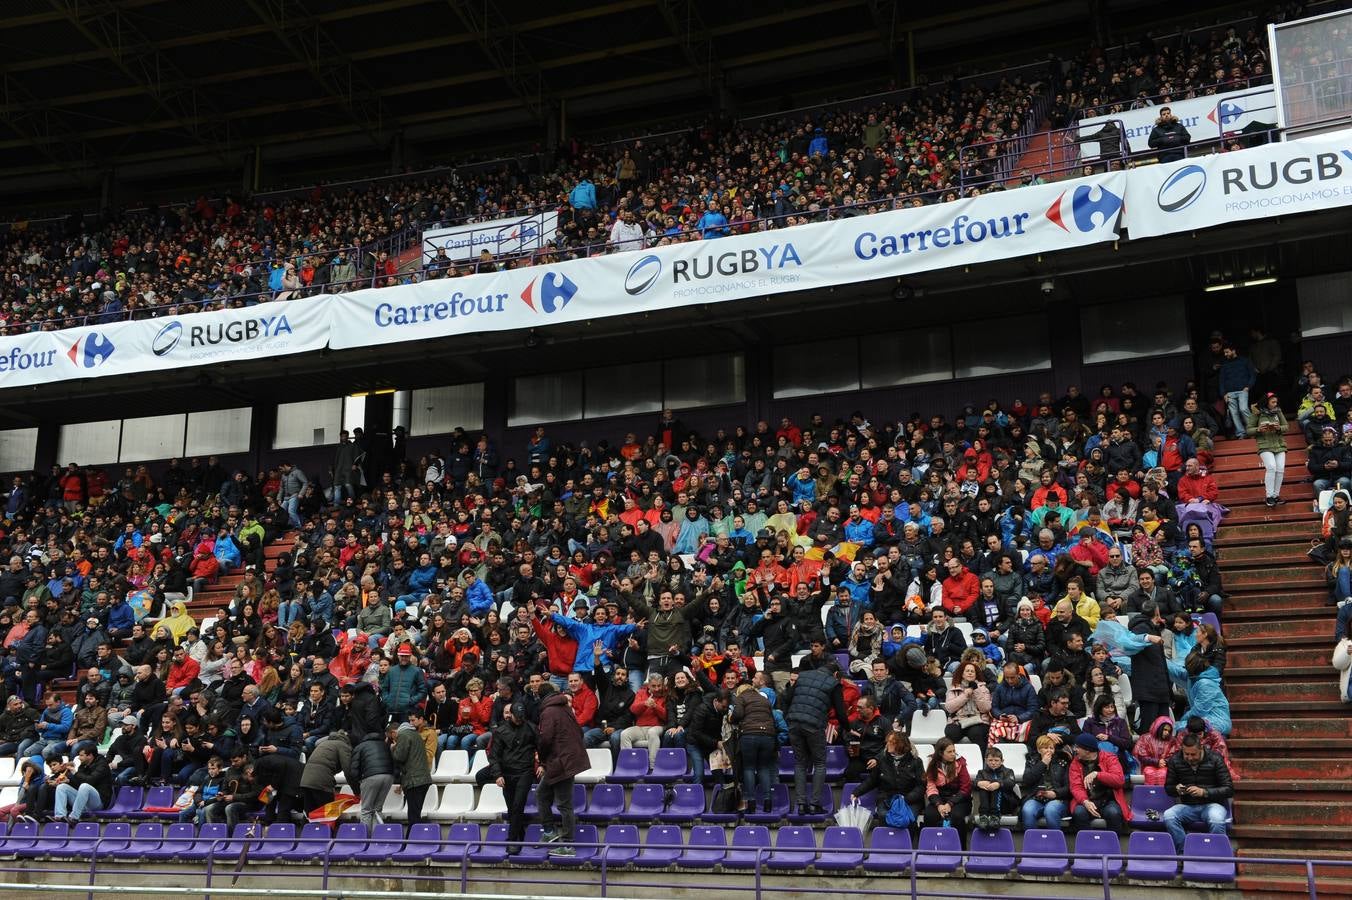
[185,530,299,618]
[1212,422,1350,896]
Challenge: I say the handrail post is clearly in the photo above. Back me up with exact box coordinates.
[1308,858,1318,900]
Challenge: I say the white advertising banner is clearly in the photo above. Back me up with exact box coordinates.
[1124,127,1352,238]
[421,211,559,263]
[328,172,1128,350]
[0,298,329,389]
[1078,86,1276,155]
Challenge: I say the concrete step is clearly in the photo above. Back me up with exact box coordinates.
[1222,565,1324,588]
[1223,616,1333,641]
[1221,504,1320,526]
[1230,699,1347,718]
[1233,756,1352,781]
[1226,716,1352,739]
[1213,464,1310,486]
[1222,482,1315,506]
[1223,589,1327,614]
[1234,799,1352,826]
[1215,521,1321,547]
[1218,542,1323,566]
[1230,735,1352,753]
[1228,645,1332,668]
[1211,448,1308,473]
[1225,678,1342,704]
[1224,664,1333,681]
[1225,629,1327,649]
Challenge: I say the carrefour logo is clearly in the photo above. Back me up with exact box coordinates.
[1045,184,1123,233]
[152,320,183,356]
[66,332,116,369]
[1157,165,1207,213]
[625,254,662,295]
[520,271,577,314]
[1207,100,1245,126]
[496,220,539,252]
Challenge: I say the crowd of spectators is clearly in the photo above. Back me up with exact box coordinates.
[0,10,1295,337]
[0,376,1244,849]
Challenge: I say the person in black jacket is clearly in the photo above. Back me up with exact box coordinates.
[856,731,925,829]
[684,689,729,783]
[1128,602,1172,728]
[1162,733,1235,852]
[52,745,112,821]
[783,661,851,816]
[341,681,387,744]
[747,594,799,693]
[585,654,634,755]
[1019,735,1072,829]
[1147,107,1191,163]
[487,701,538,854]
[250,752,306,825]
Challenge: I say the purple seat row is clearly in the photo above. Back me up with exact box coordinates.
[0,819,1235,881]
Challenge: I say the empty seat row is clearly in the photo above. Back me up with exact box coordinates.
[0,818,1235,882]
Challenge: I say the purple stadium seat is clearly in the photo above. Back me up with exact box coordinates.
[1198,612,1221,634]
[965,827,1015,875]
[744,783,790,823]
[633,824,683,868]
[816,826,864,871]
[1017,828,1070,876]
[280,823,333,862]
[248,823,297,863]
[699,784,741,824]
[551,824,598,866]
[356,823,404,862]
[119,823,164,860]
[1130,785,1171,830]
[1125,832,1178,881]
[677,824,726,869]
[95,786,142,818]
[658,783,704,822]
[833,653,851,672]
[21,821,69,859]
[0,821,35,857]
[50,822,101,859]
[863,826,911,873]
[392,823,441,864]
[1182,833,1235,884]
[131,786,176,819]
[787,784,834,824]
[468,823,509,865]
[144,823,196,862]
[722,825,771,870]
[328,822,369,863]
[509,824,550,865]
[609,748,649,783]
[824,745,848,780]
[647,748,687,783]
[522,783,585,818]
[620,784,666,822]
[430,822,479,865]
[92,822,132,859]
[581,783,625,821]
[1071,830,1123,879]
[211,823,267,860]
[915,827,962,873]
[601,824,640,865]
[837,782,862,807]
[778,746,796,780]
[766,825,817,870]
[182,823,229,862]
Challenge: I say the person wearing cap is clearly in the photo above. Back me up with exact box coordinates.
[380,643,428,722]
[488,698,538,854]
[1068,730,1130,832]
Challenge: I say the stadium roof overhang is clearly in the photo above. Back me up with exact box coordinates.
[0,0,1254,205]
[6,206,1348,428]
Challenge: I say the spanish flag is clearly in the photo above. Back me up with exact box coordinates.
[308,793,360,826]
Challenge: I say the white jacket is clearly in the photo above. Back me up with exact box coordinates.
[1334,639,1351,703]
[609,219,647,252]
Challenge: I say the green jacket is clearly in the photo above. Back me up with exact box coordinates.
[1247,409,1288,454]
[391,723,432,789]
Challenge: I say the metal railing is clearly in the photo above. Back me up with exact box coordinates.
[0,832,1344,900]
[1076,76,1271,123]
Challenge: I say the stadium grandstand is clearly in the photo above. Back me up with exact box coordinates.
[0,0,1351,898]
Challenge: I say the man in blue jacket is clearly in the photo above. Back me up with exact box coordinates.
[1217,344,1256,440]
[106,595,135,641]
[464,570,495,617]
[550,606,636,675]
[992,662,1040,728]
[569,179,596,211]
[21,692,72,759]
